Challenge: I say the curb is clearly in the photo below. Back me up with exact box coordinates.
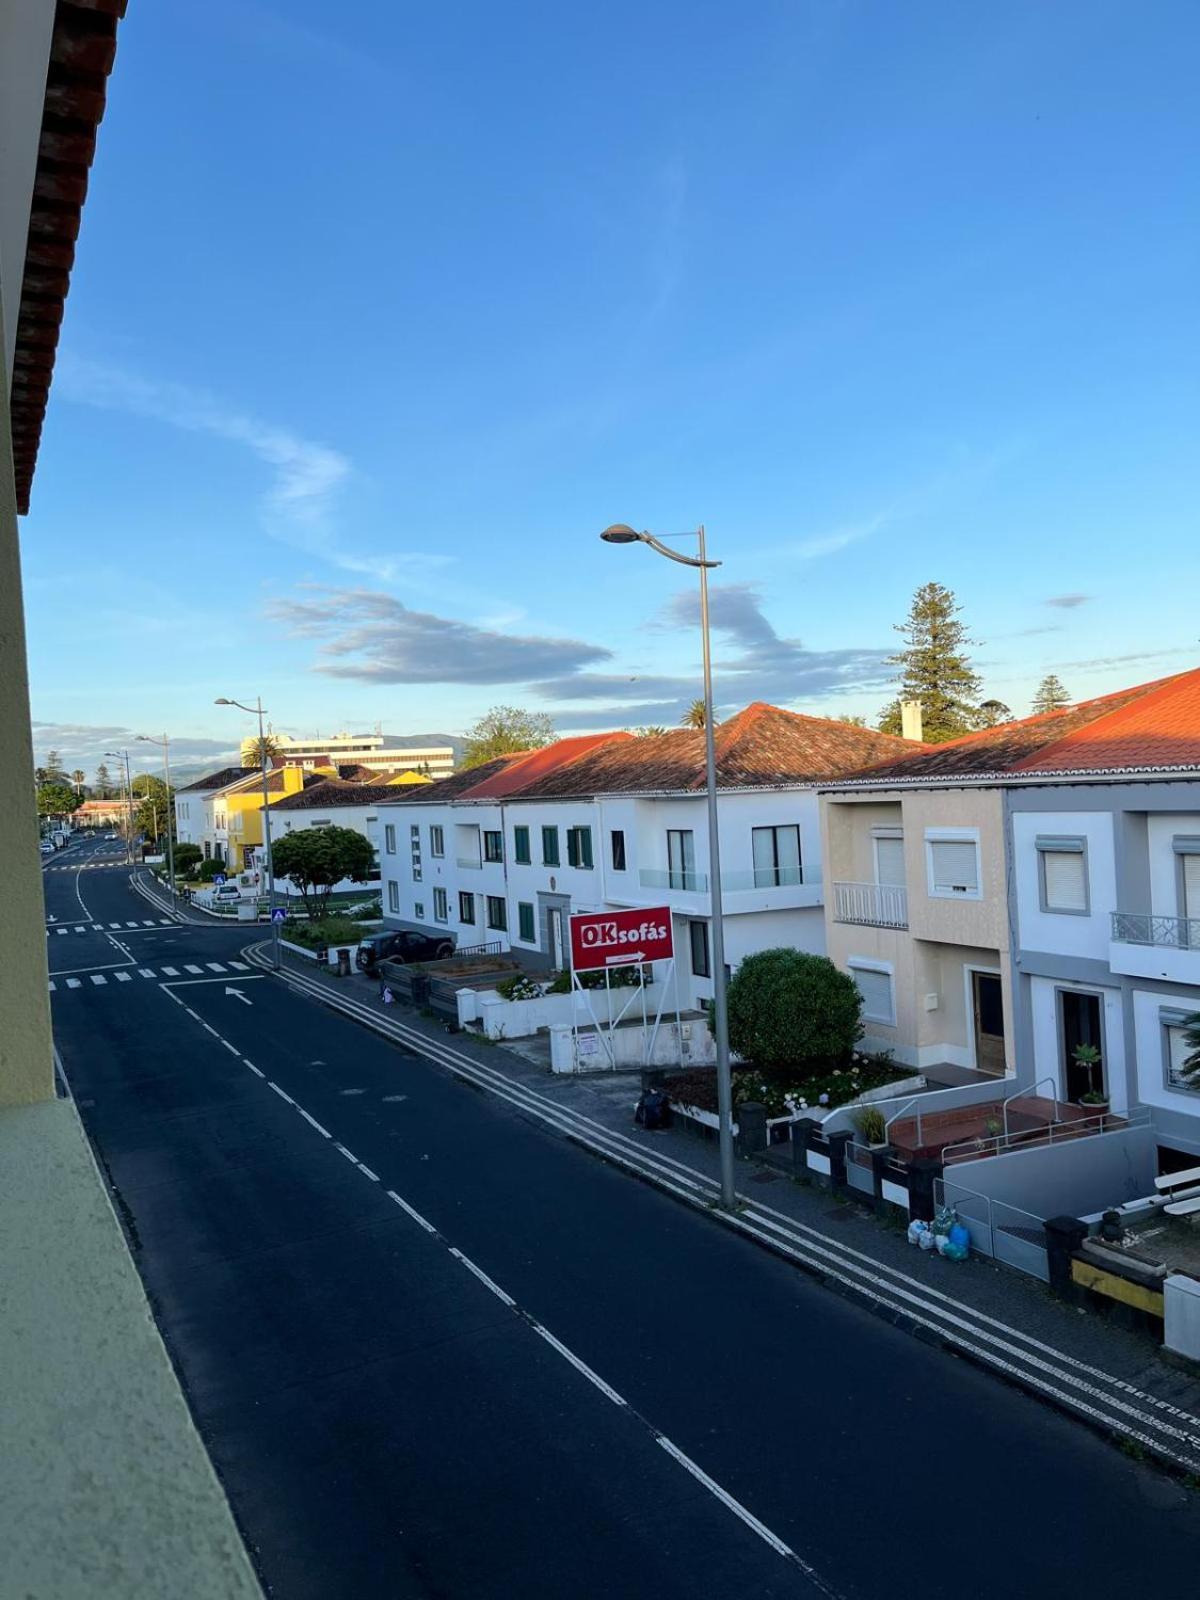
[244,940,1200,1482]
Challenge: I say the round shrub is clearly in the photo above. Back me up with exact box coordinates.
[725,949,863,1070]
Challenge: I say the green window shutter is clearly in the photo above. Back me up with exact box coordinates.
[518,902,535,942]
[513,825,530,864]
[567,829,579,868]
[580,827,593,869]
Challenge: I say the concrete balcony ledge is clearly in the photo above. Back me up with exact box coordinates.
[0,1096,262,1600]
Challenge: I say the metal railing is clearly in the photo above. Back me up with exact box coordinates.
[1111,911,1200,950]
[884,1096,925,1150]
[933,1176,1049,1280]
[832,880,908,928]
[1002,1076,1063,1140]
[456,856,482,870]
[941,1103,1152,1165]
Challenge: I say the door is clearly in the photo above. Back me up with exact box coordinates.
[667,829,696,890]
[546,908,564,970]
[971,971,1006,1076]
[1060,990,1103,1101]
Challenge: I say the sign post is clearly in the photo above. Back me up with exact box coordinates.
[567,907,676,1070]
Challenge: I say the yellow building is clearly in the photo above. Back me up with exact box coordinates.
[224,766,432,871]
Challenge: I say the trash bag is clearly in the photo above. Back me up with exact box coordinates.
[943,1236,970,1262]
[948,1223,970,1251]
[932,1204,957,1236]
[918,1227,937,1251]
[907,1220,929,1247]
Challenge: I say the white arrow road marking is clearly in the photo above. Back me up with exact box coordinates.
[224,986,253,1006]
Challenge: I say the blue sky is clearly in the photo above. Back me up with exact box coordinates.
[22,0,1200,777]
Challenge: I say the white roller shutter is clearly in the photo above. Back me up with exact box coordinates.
[874,835,905,887]
[1042,849,1087,912]
[929,838,979,895]
[1184,854,1200,924]
[851,964,894,1025]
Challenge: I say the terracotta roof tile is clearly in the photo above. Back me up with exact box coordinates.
[177,766,257,794]
[271,780,405,812]
[844,668,1200,783]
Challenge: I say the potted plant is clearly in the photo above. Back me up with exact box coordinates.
[853,1104,889,1150]
[1073,1043,1109,1114]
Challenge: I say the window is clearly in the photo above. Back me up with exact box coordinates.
[518,902,536,942]
[484,830,504,864]
[430,825,445,858]
[1176,838,1200,927]
[925,829,981,899]
[433,887,448,922]
[751,825,801,888]
[1163,1009,1199,1093]
[385,824,396,854]
[566,825,593,869]
[413,901,425,920]
[542,825,560,866]
[459,891,476,925]
[486,896,507,931]
[1036,835,1088,914]
[668,829,696,890]
[689,920,710,977]
[610,830,627,872]
[873,828,905,887]
[513,825,531,864]
[387,881,400,913]
[849,960,896,1026]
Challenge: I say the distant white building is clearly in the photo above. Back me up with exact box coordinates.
[377,708,915,1010]
[243,730,457,779]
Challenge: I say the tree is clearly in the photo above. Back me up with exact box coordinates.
[44,749,65,778]
[247,733,282,766]
[173,842,202,877]
[882,581,983,743]
[632,725,667,738]
[1180,1015,1200,1089]
[37,781,77,819]
[975,699,1013,729]
[834,713,868,727]
[680,699,706,729]
[462,706,555,769]
[1032,674,1071,715]
[94,763,113,799]
[270,826,377,918]
[725,949,863,1070]
[70,769,86,794]
[131,774,174,843]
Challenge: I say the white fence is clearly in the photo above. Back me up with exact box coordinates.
[831,881,908,928]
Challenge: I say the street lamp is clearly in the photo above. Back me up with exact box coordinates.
[104,749,134,864]
[136,734,176,906]
[215,696,279,969]
[599,523,736,1211]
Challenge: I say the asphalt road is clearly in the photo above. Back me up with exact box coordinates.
[47,848,1200,1599]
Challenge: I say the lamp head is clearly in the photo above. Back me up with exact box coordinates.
[214,697,232,706]
[599,523,642,545]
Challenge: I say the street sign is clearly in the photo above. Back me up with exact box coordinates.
[213,873,226,885]
[569,905,673,972]
[270,907,286,923]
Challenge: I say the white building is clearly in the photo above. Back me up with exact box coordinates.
[243,729,458,779]
[378,707,915,1010]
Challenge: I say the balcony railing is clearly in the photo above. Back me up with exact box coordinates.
[832,880,908,929]
[640,867,708,893]
[1111,911,1200,950]
[456,856,482,870]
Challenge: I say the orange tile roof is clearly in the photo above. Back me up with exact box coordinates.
[846,668,1200,783]
[458,733,632,798]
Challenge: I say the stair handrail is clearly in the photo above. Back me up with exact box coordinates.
[883,1096,923,1150]
[1002,1077,1060,1140]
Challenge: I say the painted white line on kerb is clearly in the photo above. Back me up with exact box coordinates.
[655,1436,801,1565]
[449,1248,517,1307]
[357,1163,380,1182]
[386,1191,438,1233]
[245,1062,265,1078]
[221,1040,240,1056]
[268,1082,294,1105]
[297,1107,331,1138]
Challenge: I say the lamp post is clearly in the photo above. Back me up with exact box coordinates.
[136,734,176,906]
[216,696,279,969]
[104,748,134,864]
[599,523,736,1211]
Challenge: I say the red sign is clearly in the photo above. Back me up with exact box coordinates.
[569,906,674,972]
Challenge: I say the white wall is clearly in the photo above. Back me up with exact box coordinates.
[1148,813,1200,918]
[1012,809,1117,960]
[0,0,54,381]
[1131,985,1200,1119]
[1029,973,1128,1116]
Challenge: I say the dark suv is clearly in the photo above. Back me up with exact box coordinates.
[357,929,455,973]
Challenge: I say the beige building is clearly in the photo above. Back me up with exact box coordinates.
[822,782,1015,1079]
[1,5,261,1595]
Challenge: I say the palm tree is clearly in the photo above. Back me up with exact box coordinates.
[1181,1014,1200,1088]
[248,733,283,766]
[680,699,706,729]
[71,769,86,795]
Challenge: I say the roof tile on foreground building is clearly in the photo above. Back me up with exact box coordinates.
[384,755,527,804]
[270,780,414,812]
[514,704,918,798]
[458,733,632,798]
[176,766,257,794]
[841,668,1200,784]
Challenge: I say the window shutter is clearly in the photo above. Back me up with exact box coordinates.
[1042,849,1087,912]
[852,966,893,1024]
[567,829,579,868]
[930,839,979,894]
[1184,854,1200,922]
[875,836,905,887]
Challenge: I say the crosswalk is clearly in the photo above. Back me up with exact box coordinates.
[49,959,251,993]
[44,862,117,872]
[46,919,177,934]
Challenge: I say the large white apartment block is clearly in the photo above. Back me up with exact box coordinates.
[378,707,915,1010]
[242,730,457,779]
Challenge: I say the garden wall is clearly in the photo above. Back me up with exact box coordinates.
[462,981,675,1040]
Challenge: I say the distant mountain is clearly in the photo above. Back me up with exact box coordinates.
[382,732,465,762]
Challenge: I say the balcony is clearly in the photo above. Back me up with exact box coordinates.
[456,856,482,870]
[632,864,822,907]
[832,880,908,929]
[1110,910,1200,983]
[640,867,708,893]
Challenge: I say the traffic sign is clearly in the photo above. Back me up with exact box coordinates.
[270,907,286,923]
[569,905,673,972]
[213,873,226,885]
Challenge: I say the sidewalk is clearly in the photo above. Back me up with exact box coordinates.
[252,942,1200,1477]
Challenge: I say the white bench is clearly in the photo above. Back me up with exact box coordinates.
[1156,1166,1200,1218]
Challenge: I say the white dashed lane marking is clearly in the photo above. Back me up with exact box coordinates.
[205,963,227,973]
[66,978,80,989]
[90,974,106,986]
[115,972,132,983]
[139,968,155,978]
[161,966,179,976]
[184,965,203,975]
[228,960,248,972]
[48,980,56,992]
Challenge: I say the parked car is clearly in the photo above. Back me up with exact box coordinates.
[209,883,242,904]
[357,929,454,972]
[39,841,54,855]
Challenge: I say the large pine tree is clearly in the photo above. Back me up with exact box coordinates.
[879,582,982,743]
[1031,673,1070,715]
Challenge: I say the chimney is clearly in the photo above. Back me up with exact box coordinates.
[900,700,923,742]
